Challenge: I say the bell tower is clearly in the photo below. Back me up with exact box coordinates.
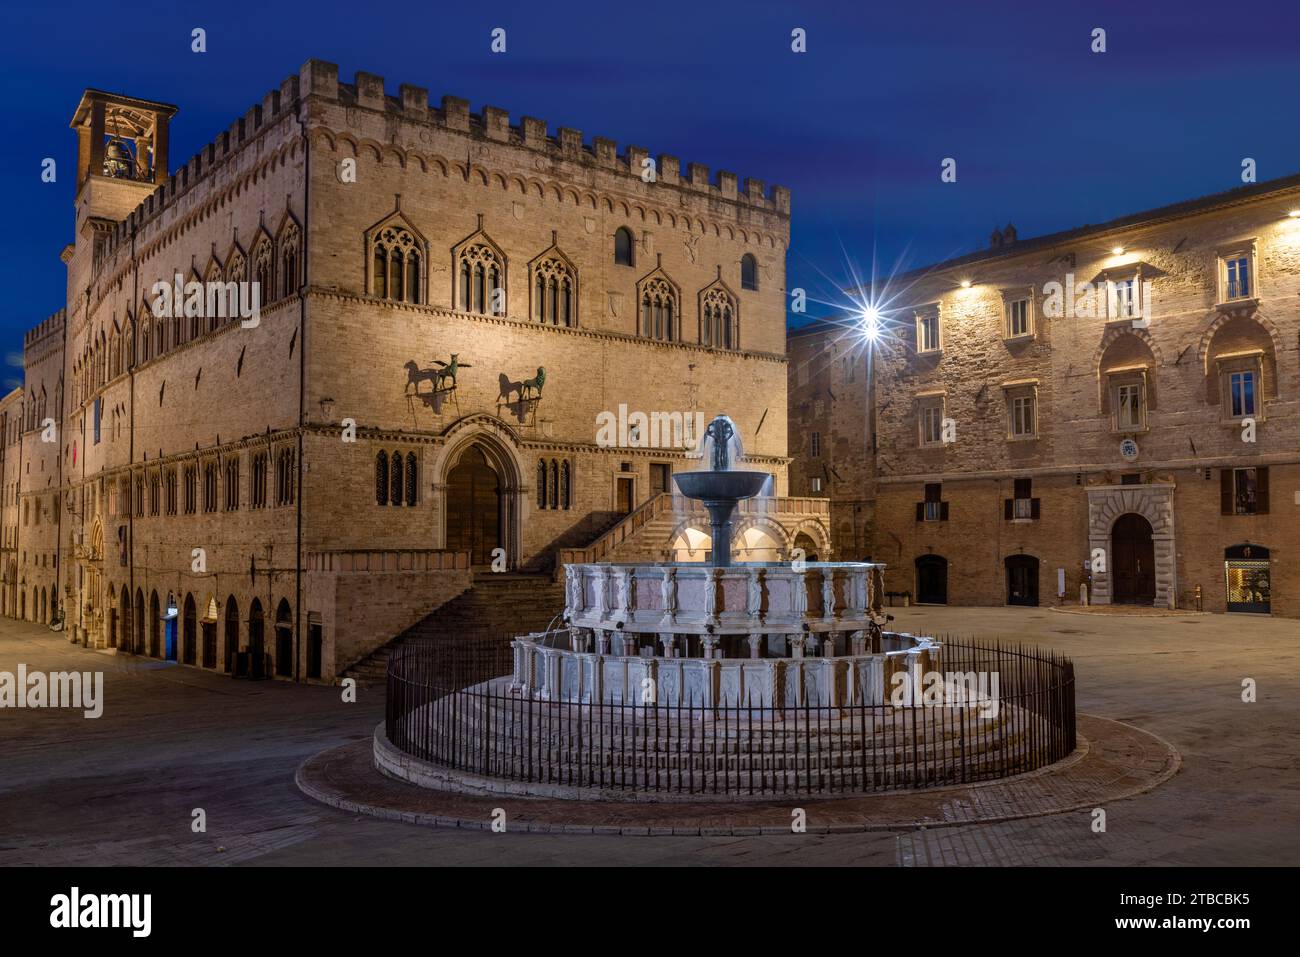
[68,89,177,221]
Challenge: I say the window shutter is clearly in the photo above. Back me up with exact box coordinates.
[1219,469,1233,515]
[940,501,950,521]
[915,502,924,522]
[1257,466,1269,515]
[1004,499,1012,520]
[1031,497,1041,519]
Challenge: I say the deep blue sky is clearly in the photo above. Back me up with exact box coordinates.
[4,0,1299,383]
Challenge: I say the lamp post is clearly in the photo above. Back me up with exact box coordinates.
[859,307,881,562]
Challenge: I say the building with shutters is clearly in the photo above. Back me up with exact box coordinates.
[790,175,1300,617]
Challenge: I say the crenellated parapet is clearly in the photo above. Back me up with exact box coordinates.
[297,59,791,218]
[23,309,66,353]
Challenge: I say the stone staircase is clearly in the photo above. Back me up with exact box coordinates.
[344,574,565,685]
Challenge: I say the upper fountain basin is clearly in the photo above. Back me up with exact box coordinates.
[673,470,769,502]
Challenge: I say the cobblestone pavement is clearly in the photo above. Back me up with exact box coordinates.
[1,606,1296,866]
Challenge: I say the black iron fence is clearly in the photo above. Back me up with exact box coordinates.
[384,634,1076,796]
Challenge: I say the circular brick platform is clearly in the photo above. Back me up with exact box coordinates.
[296,713,1180,835]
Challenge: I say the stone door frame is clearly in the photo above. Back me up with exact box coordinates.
[1086,483,1176,608]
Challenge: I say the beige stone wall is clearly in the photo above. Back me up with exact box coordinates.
[7,59,802,678]
[787,324,873,560]
[863,189,1300,616]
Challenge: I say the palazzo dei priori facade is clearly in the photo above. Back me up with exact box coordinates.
[0,61,829,681]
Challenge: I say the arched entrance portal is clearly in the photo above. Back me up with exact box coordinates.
[793,532,820,563]
[224,596,240,672]
[135,589,145,655]
[121,586,133,652]
[248,599,265,678]
[149,591,160,657]
[182,594,197,664]
[1005,554,1039,606]
[1112,513,1155,604]
[915,555,948,605]
[274,599,293,677]
[446,445,503,566]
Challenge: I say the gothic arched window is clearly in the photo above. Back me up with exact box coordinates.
[279,222,301,300]
[741,253,758,291]
[404,452,417,506]
[532,255,576,326]
[560,460,571,510]
[548,460,559,510]
[537,460,547,509]
[371,223,421,304]
[639,276,678,342]
[456,242,504,315]
[389,452,403,506]
[701,286,737,350]
[252,236,274,304]
[375,453,389,506]
[614,227,635,267]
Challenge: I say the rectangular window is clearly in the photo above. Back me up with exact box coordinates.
[1221,467,1270,515]
[1112,279,1136,318]
[920,404,944,446]
[1117,382,1144,430]
[923,482,944,521]
[1009,394,1036,438]
[810,476,823,493]
[917,313,940,353]
[1229,371,1256,418]
[1225,256,1250,300]
[1006,298,1030,337]
[810,431,821,457]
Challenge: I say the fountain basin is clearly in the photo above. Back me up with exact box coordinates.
[671,470,770,502]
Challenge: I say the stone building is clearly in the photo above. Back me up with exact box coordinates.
[791,176,1300,617]
[787,319,874,562]
[4,61,829,681]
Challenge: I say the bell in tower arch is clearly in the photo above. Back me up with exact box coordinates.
[102,135,135,179]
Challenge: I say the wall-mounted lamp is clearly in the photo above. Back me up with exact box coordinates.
[1111,245,1126,256]
[959,279,972,289]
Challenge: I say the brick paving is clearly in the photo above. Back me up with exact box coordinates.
[1,605,1297,865]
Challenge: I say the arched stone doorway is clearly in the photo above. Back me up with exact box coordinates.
[135,589,145,655]
[248,599,265,678]
[1111,513,1156,605]
[670,524,711,563]
[121,586,133,652]
[434,419,524,570]
[445,445,504,566]
[274,599,293,677]
[915,555,948,604]
[108,589,119,648]
[1005,554,1040,606]
[224,596,240,672]
[1087,483,1175,608]
[201,597,218,668]
[792,532,820,563]
[182,594,197,664]
[149,590,161,657]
